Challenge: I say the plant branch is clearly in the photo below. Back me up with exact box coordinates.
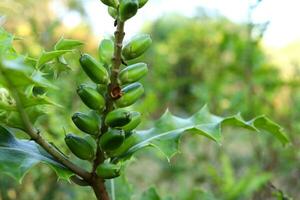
[1,71,91,181]
[91,20,126,200]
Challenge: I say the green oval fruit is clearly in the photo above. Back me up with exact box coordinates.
[79,54,109,84]
[97,84,107,96]
[100,0,118,8]
[108,7,118,19]
[99,129,125,151]
[105,108,132,127]
[124,130,135,138]
[98,38,114,65]
[122,111,141,132]
[96,163,121,179]
[72,111,100,135]
[118,63,148,84]
[122,34,152,60]
[77,85,106,111]
[65,134,95,160]
[138,0,148,8]
[115,82,144,107]
[119,0,139,22]
[83,135,97,151]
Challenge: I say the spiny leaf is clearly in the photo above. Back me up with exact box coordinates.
[36,50,72,68]
[0,57,35,87]
[0,125,72,182]
[54,37,83,50]
[111,105,289,161]
[31,70,58,89]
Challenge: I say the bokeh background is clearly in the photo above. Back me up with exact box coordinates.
[1,0,300,199]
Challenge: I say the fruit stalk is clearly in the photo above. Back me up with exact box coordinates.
[91,20,126,200]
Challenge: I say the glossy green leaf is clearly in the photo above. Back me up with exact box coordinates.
[0,125,72,182]
[54,37,83,50]
[36,50,72,68]
[112,105,289,161]
[31,70,58,89]
[0,57,34,87]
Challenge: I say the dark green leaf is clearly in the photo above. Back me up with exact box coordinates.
[0,125,72,181]
[112,105,289,161]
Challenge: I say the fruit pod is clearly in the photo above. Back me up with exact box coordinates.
[77,85,106,111]
[108,7,118,19]
[84,135,97,151]
[118,63,148,84]
[96,163,121,179]
[105,108,132,127]
[122,111,141,132]
[119,0,139,22]
[115,82,144,107]
[100,0,118,8]
[122,34,152,60]
[124,130,135,138]
[79,53,109,84]
[72,111,100,135]
[97,84,107,96]
[98,38,114,65]
[138,0,148,8]
[99,129,125,151]
[65,134,95,160]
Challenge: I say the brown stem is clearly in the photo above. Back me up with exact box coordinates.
[91,178,110,200]
[91,20,126,199]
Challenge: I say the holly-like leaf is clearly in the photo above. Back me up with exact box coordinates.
[54,37,83,50]
[0,125,72,181]
[36,50,72,68]
[111,105,289,161]
[0,57,35,87]
[31,70,58,89]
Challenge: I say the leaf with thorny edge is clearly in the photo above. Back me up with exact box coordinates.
[110,105,289,162]
[0,125,72,182]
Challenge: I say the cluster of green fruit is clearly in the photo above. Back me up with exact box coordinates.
[64,0,151,179]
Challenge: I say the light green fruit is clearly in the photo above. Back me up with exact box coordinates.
[77,85,106,111]
[122,34,152,60]
[83,135,97,152]
[79,53,109,84]
[119,0,139,22]
[65,134,95,160]
[108,7,118,19]
[115,82,144,107]
[100,0,118,8]
[118,63,148,84]
[105,108,132,128]
[99,129,125,151]
[96,163,121,179]
[72,111,100,135]
[122,111,141,132]
[98,38,114,65]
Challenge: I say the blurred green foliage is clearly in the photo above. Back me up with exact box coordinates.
[0,0,299,200]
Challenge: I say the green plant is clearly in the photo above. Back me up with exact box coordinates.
[0,1,289,200]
